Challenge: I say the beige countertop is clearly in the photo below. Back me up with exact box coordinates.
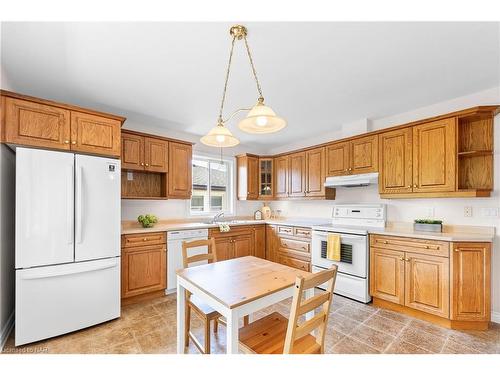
[122,218,495,242]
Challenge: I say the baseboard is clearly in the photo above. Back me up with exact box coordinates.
[0,310,15,351]
[491,311,500,324]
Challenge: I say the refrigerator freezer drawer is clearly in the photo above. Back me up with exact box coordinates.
[15,258,120,346]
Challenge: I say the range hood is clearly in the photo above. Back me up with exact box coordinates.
[324,172,379,188]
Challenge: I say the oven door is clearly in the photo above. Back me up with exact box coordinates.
[311,230,368,278]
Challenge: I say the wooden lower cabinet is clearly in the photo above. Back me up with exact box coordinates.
[451,242,491,322]
[404,252,449,318]
[269,225,312,272]
[370,234,491,329]
[266,225,278,262]
[369,247,405,305]
[209,225,266,260]
[121,232,167,302]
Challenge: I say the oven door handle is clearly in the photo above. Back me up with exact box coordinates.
[313,232,367,241]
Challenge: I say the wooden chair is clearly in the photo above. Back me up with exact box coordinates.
[182,238,222,354]
[238,265,338,354]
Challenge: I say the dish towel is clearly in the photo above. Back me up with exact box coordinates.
[326,233,341,261]
[219,223,231,233]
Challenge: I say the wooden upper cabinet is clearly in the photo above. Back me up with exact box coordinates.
[70,111,121,157]
[288,152,306,197]
[236,154,259,200]
[404,252,449,318]
[326,141,350,176]
[144,137,168,173]
[412,118,456,193]
[305,147,325,197]
[351,135,378,174]
[274,155,289,198]
[3,97,71,150]
[451,242,491,322]
[121,132,144,171]
[168,142,192,199]
[369,247,405,305]
[378,128,413,194]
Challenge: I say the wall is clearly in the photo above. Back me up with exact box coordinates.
[267,87,500,321]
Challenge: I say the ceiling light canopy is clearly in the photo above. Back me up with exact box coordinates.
[200,25,287,148]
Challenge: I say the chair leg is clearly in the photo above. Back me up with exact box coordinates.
[184,305,191,348]
[213,317,219,334]
[243,315,249,326]
[204,317,211,354]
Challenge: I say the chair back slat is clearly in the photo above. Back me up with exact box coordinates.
[297,292,330,316]
[283,265,338,354]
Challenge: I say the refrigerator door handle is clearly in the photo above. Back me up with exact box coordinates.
[67,163,74,245]
[19,258,119,280]
[76,165,83,244]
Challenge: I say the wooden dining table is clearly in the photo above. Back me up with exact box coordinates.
[176,256,313,354]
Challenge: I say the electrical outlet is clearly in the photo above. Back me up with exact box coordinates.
[464,206,473,217]
[480,207,499,217]
[127,172,134,181]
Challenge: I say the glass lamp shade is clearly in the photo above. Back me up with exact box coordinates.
[237,102,286,134]
[200,123,240,147]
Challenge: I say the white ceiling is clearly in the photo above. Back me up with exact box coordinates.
[1,22,499,151]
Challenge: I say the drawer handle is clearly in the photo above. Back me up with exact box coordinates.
[383,240,388,244]
[425,245,430,249]
[143,238,148,241]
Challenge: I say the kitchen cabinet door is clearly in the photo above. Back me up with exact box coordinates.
[213,237,233,262]
[288,152,306,197]
[378,128,413,194]
[326,141,350,176]
[121,132,144,171]
[247,156,259,199]
[412,118,456,193]
[168,142,192,199]
[121,245,166,299]
[404,252,449,318]
[144,137,168,173]
[4,97,71,150]
[274,155,289,198]
[70,111,121,157]
[233,234,254,258]
[369,247,405,305]
[266,225,278,262]
[305,147,325,197]
[351,135,378,174]
[253,226,266,259]
[451,243,490,322]
[236,154,259,200]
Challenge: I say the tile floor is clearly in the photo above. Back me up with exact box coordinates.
[2,292,500,354]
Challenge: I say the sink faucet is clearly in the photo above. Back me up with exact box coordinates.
[213,211,225,224]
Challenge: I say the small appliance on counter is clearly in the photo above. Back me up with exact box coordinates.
[311,204,386,303]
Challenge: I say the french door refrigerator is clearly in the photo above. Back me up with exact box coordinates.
[15,147,121,346]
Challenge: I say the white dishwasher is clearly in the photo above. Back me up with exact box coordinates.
[166,228,209,294]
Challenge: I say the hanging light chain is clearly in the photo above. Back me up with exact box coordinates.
[218,36,237,122]
[243,36,264,101]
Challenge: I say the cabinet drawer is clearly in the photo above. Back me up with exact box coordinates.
[122,232,166,248]
[279,237,310,253]
[277,226,294,236]
[370,235,449,257]
[277,254,310,272]
[294,227,312,238]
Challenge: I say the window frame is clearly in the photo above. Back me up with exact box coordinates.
[189,153,235,217]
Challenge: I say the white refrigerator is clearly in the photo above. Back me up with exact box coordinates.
[15,147,121,346]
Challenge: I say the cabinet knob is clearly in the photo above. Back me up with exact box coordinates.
[71,141,77,145]
[145,163,149,167]
[454,249,460,252]
[164,248,167,252]
[413,184,417,188]
[383,240,388,244]
[400,257,405,261]
[64,140,70,144]
[143,238,147,241]
[425,245,430,249]
[405,258,410,262]
[407,185,411,188]
[141,163,145,166]
[349,168,352,171]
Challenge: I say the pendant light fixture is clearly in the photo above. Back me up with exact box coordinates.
[200,25,286,148]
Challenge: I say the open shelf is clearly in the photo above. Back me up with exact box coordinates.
[121,170,168,200]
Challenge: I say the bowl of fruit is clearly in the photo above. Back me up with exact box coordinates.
[137,214,158,228]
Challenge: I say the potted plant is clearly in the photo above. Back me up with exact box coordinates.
[137,214,158,228]
[414,219,443,233]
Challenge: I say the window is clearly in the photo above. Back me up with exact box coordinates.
[190,155,234,215]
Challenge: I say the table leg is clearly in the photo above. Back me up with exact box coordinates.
[226,310,239,354]
[177,280,186,354]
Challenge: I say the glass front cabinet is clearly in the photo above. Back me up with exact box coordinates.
[259,158,273,199]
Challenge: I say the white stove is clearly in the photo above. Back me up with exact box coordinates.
[311,204,386,303]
